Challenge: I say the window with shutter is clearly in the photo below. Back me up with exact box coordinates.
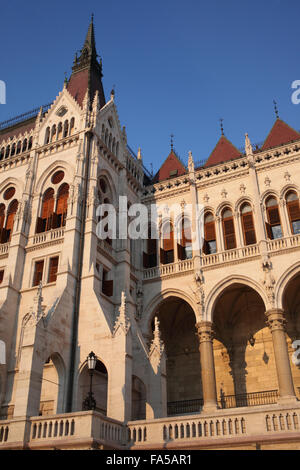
[286,194,300,234]
[5,200,18,241]
[162,224,174,264]
[33,260,44,287]
[39,188,54,233]
[56,183,69,228]
[0,204,5,230]
[48,257,59,283]
[222,210,236,250]
[241,210,256,246]
[266,197,282,239]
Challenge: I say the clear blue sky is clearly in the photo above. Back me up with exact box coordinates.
[1,0,300,173]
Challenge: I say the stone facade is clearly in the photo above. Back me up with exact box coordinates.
[1,19,300,450]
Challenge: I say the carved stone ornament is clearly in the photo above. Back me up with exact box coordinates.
[149,316,165,369]
[113,291,130,336]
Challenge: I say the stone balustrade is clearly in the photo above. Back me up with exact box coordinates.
[29,227,65,247]
[1,403,300,449]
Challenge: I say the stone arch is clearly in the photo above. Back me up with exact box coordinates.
[97,170,117,207]
[260,189,280,205]
[276,261,300,310]
[205,275,268,322]
[280,184,300,200]
[234,196,255,213]
[0,177,23,199]
[39,352,66,415]
[35,160,74,196]
[215,201,235,218]
[143,288,199,334]
[76,355,109,414]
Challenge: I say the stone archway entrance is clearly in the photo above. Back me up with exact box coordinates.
[212,283,278,408]
[153,296,202,415]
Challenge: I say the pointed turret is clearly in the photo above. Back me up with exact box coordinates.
[67,16,106,109]
[261,119,300,151]
[205,135,241,167]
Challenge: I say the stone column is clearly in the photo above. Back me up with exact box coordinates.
[265,309,297,403]
[196,321,218,411]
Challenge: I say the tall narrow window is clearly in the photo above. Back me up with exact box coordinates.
[0,270,4,284]
[161,223,174,264]
[286,191,300,235]
[203,212,217,254]
[0,204,6,244]
[36,188,54,233]
[48,257,59,283]
[5,200,18,242]
[33,260,44,287]
[57,122,63,140]
[265,196,282,240]
[143,224,157,268]
[222,208,236,250]
[102,269,113,297]
[241,203,256,246]
[54,183,69,228]
[70,118,75,135]
[178,218,193,260]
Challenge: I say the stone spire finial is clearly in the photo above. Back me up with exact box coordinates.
[28,281,46,324]
[137,147,142,161]
[113,291,130,335]
[149,316,164,367]
[219,118,224,136]
[188,150,194,173]
[245,133,253,157]
[273,99,279,120]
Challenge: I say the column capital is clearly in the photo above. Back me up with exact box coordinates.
[265,308,286,333]
[195,321,214,343]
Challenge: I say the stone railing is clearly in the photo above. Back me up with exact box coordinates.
[29,227,65,247]
[127,403,300,449]
[143,259,194,280]
[0,411,126,450]
[0,242,10,256]
[202,244,260,267]
[267,233,300,253]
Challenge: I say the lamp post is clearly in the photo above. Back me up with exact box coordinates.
[82,351,97,411]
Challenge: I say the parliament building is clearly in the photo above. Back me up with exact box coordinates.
[0,19,300,450]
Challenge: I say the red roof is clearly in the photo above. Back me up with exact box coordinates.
[153,150,186,182]
[261,119,300,150]
[205,135,241,167]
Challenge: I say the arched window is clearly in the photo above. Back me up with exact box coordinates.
[5,146,10,159]
[177,218,193,260]
[69,118,75,136]
[54,183,69,228]
[241,203,256,246]
[45,127,50,145]
[265,196,282,240]
[0,204,5,230]
[161,222,174,264]
[22,139,27,152]
[28,136,33,150]
[36,188,54,233]
[57,122,63,140]
[286,191,300,235]
[0,148,4,160]
[50,125,56,143]
[98,177,113,245]
[203,212,217,254]
[16,141,21,154]
[63,120,69,138]
[222,208,236,250]
[11,143,16,157]
[5,199,18,242]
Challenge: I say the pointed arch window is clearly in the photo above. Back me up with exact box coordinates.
[265,196,282,240]
[50,125,56,143]
[54,183,69,228]
[222,208,236,250]
[203,212,217,254]
[286,191,300,235]
[36,188,54,233]
[22,139,27,153]
[177,218,193,260]
[57,122,63,140]
[161,222,174,264]
[5,146,10,159]
[16,141,21,154]
[241,203,256,246]
[0,148,4,160]
[70,118,75,135]
[45,127,50,145]
[0,204,5,230]
[5,199,18,242]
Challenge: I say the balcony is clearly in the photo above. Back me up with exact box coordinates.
[143,259,194,280]
[28,227,65,249]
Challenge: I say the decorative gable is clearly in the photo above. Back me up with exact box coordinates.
[205,135,241,167]
[153,150,186,183]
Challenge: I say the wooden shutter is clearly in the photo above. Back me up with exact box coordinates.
[288,201,300,222]
[267,207,280,225]
[42,190,54,219]
[160,247,166,265]
[48,257,59,283]
[33,260,44,286]
[223,218,236,250]
[56,184,69,227]
[35,217,44,234]
[51,213,59,230]
[204,221,216,242]
[242,213,256,246]
[0,205,5,230]
[177,243,185,260]
[5,200,18,241]
[265,222,273,240]
[163,230,174,252]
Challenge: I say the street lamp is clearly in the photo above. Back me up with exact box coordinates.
[82,351,97,411]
